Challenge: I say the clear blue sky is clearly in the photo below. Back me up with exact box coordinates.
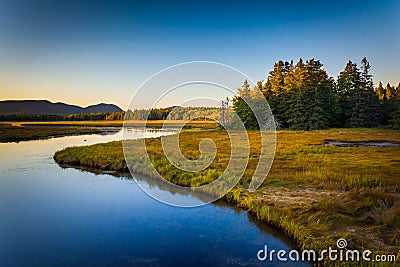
[0,0,399,109]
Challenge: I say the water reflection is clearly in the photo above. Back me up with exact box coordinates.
[0,129,310,266]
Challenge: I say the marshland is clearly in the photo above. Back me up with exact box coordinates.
[53,127,400,265]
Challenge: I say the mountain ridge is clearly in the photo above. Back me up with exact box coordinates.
[0,100,123,114]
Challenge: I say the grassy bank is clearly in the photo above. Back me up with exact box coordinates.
[0,124,104,142]
[54,128,400,265]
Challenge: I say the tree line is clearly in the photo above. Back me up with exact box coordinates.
[0,112,125,121]
[233,57,400,130]
[0,107,222,122]
[3,58,398,130]
[125,106,221,121]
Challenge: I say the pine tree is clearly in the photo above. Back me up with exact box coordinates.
[284,59,335,130]
[307,59,337,129]
[235,58,398,130]
[375,82,385,101]
[232,80,259,130]
[336,60,361,127]
[349,57,380,127]
[285,59,306,129]
[385,82,400,129]
[262,60,290,127]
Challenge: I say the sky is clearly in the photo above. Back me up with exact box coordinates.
[0,0,399,109]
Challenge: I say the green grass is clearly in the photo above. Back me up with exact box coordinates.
[54,128,400,266]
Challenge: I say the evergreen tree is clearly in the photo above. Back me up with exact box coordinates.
[285,59,307,129]
[232,80,259,130]
[349,57,380,127]
[375,81,386,101]
[234,58,399,130]
[385,82,400,129]
[262,60,290,127]
[285,59,335,130]
[336,60,361,127]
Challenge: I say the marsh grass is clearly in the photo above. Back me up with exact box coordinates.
[54,128,400,266]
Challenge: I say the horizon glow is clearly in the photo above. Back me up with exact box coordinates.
[0,0,399,109]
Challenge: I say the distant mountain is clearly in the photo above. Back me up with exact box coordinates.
[0,100,123,114]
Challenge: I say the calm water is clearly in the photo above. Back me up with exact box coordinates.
[0,129,309,266]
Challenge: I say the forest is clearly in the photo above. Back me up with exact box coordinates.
[2,57,399,130]
[233,57,400,130]
[125,106,221,121]
[0,108,222,122]
[0,112,125,121]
